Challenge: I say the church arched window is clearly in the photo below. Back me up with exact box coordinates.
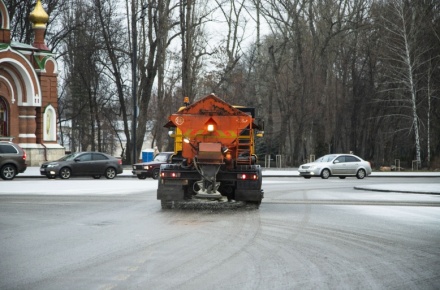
[0,97,8,137]
[43,105,56,141]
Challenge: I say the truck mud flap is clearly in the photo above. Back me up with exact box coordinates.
[235,189,264,202]
[157,180,185,201]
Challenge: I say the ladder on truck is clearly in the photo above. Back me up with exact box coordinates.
[236,126,253,165]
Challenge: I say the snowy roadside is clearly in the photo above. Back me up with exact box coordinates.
[17,167,440,178]
[3,167,438,196]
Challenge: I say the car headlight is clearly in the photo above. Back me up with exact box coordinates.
[143,165,150,170]
[47,163,58,168]
[308,165,315,170]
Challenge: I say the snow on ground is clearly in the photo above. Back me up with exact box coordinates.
[2,167,439,195]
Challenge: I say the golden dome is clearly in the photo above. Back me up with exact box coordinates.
[29,0,49,28]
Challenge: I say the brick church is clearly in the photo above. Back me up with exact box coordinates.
[0,0,64,165]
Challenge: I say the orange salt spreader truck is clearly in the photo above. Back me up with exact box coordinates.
[157,94,264,209]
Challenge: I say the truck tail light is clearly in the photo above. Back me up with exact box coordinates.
[237,173,258,180]
[161,172,181,178]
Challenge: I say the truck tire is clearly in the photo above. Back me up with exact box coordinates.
[137,173,147,179]
[247,200,261,209]
[161,200,173,209]
[219,184,235,201]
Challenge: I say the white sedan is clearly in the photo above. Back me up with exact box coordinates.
[298,154,372,179]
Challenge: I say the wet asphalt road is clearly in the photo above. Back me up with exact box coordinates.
[1,177,439,289]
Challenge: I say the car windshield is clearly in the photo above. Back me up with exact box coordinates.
[154,153,169,162]
[58,152,82,161]
[315,155,337,162]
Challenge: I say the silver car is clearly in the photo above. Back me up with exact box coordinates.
[298,154,372,179]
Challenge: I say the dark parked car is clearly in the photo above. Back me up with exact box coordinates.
[40,152,123,179]
[298,153,372,179]
[132,152,176,179]
[0,141,27,180]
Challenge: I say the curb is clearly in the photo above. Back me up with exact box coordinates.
[354,185,440,195]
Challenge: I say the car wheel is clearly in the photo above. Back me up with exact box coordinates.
[105,167,117,179]
[93,175,101,179]
[47,174,56,179]
[152,169,160,180]
[321,169,330,179]
[303,176,311,179]
[137,174,147,179]
[356,169,366,179]
[339,176,346,179]
[59,167,71,179]
[0,164,17,180]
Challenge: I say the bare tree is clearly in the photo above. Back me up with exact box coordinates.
[379,0,434,168]
[211,0,247,96]
[7,0,440,168]
[179,0,223,98]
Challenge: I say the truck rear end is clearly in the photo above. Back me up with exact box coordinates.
[157,94,264,209]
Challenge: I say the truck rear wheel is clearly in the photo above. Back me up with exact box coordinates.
[247,201,261,209]
[219,184,235,201]
[161,200,173,209]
